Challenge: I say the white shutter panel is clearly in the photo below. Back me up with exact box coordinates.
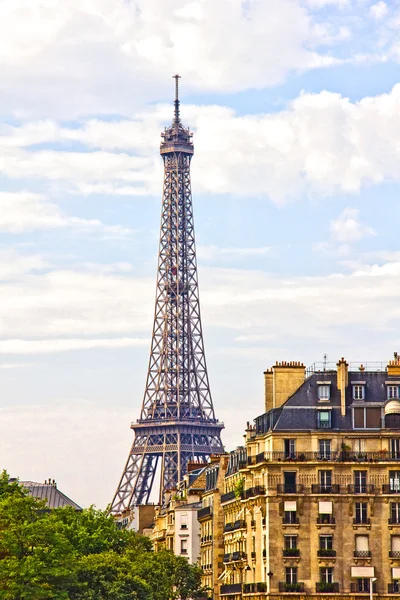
[319,501,333,514]
[393,568,400,579]
[392,536,400,551]
[284,501,297,511]
[356,536,369,551]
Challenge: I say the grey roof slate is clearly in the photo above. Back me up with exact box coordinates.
[21,481,82,510]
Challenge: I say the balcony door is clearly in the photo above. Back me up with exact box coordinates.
[284,472,297,494]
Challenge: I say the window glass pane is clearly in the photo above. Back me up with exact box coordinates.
[366,408,381,428]
[318,385,330,399]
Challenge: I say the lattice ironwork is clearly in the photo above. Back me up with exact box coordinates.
[110,76,224,513]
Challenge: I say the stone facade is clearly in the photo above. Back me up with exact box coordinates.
[212,354,400,600]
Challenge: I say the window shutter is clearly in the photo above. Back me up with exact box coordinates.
[284,501,297,511]
[351,567,374,577]
[319,501,333,514]
[392,536,400,551]
[393,568,400,579]
[356,536,369,551]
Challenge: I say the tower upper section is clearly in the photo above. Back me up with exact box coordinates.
[160,75,194,157]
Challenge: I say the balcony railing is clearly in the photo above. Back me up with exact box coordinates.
[252,451,400,463]
[353,518,371,526]
[317,548,336,557]
[389,518,400,525]
[277,484,305,494]
[223,553,231,563]
[224,522,235,532]
[389,583,400,593]
[247,456,256,466]
[233,519,246,531]
[279,582,305,593]
[353,550,371,558]
[316,582,339,593]
[198,506,212,519]
[383,484,400,494]
[317,515,335,525]
[244,486,266,499]
[390,551,400,558]
[347,485,375,494]
[351,582,377,593]
[243,583,267,593]
[232,551,247,562]
[283,548,300,557]
[221,583,242,595]
[221,491,237,504]
[312,484,340,494]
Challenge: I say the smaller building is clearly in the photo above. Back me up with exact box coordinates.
[19,479,81,510]
[149,463,207,563]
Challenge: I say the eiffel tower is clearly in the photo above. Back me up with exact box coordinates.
[110,76,224,513]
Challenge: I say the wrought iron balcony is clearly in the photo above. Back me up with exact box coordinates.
[283,548,300,557]
[317,515,335,525]
[353,518,371,525]
[389,583,400,593]
[383,484,400,494]
[277,484,305,494]
[244,486,266,499]
[256,451,265,463]
[251,519,256,528]
[220,583,242,595]
[316,582,339,593]
[317,549,336,557]
[224,522,235,533]
[312,484,340,494]
[389,550,400,558]
[279,582,305,593]
[390,518,400,525]
[251,551,256,559]
[351,581,376,593]
[232,551,247,562]
[247,455,256,466]
[221,491,237,504]
[223,553,231,563]
[243,583,267,593]
[198,506,212,519]
[233,519,246,531]
[353,550,371,558]
[347,484,375,494]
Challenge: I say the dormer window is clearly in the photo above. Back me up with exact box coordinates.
[353,385,365,400]
[318,411,332,429]
[318,385,331,401]
[388,386,400,400]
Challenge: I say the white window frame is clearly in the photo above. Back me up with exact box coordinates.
[318,385,331,401]
[353,385,365,400]
[388,386,400,400]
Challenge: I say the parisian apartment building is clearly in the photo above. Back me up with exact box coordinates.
[196,353,400,600]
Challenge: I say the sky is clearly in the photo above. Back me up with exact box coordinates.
[1,0,400,509]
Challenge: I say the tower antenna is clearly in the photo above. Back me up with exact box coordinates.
[173,74,181,124]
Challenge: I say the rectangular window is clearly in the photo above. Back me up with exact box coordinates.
[390,471,400,492]
[353,439,366,453]
[355,535,369,556]
[180,514,188,530]
[318,411,331,429]
[319,470,332,492]
[392,536,400,552]
[366,408,381,428]
[285,567,298,584]
[391,440,400,460]
[388,386,400,399]
[318,439,331,460]
[180,539,188,554]
[354,408,365,428]
[392,503,400,524]
[285,535,297,549]
[284,439,296,459]
[318,385,330,400]
[319,535,333,550]
[283,472,297,494]
[355,502,368,524]
[353,385,365,400]
[354,471,367,494]
[320,567,333,584]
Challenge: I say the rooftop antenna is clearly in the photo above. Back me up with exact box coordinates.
[323,353,327,371]
[173,74,181,124]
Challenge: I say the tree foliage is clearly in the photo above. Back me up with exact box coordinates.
[0,471,204,600]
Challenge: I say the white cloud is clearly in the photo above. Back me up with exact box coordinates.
[0,0,345,119]
[0,191,133,237]
[0,338,148,355]
[2,84,400,201]
[197,245,272,261]
[330,208,375,243]
[370,1,388,19]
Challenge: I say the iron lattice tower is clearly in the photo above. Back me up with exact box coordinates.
[111,76,224,513]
